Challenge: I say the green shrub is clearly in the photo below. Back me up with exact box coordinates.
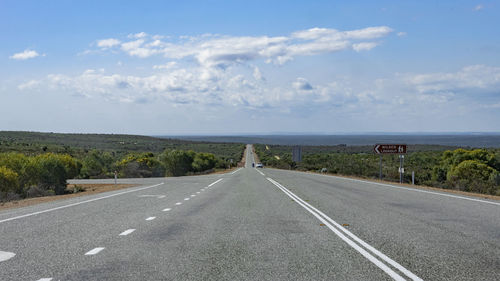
[192,153,217,172]
[447,160,498,193]
[31,154,68,195]
[0,166,19,193]
[161,150,195,176]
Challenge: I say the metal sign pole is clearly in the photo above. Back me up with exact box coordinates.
[399,155,405,184]
[379,155,382,180]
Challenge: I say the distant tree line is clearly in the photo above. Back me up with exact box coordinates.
[0,149,237,201]
[255,145,500,195]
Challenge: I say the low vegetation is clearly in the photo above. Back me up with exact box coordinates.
[255,144,500,195]
[0,131,245,201]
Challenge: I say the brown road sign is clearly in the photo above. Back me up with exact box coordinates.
[374,144,407,154]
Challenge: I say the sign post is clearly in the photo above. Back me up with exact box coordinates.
[373,144,407,183]
[379,155,382,180]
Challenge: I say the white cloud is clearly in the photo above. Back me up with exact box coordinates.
[96,38,121,48]
[404,65,500,94]
[9,49,42,60]
[292,77,313,91]
[153,62,177,70]
[474,4,484,11]
[352,42,378,52]
[91,26,393,66]
[253,66,263,81]
[128,32,148,39]
[397,32,407,37]
[16,64,500,117]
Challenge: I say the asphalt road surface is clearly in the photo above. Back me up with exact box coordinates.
[1,145,499,280]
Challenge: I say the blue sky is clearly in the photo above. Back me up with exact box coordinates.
[1,0,499,134]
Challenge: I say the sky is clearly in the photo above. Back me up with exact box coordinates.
[1,0,500,135]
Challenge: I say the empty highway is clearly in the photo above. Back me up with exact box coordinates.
[0,145,499,280]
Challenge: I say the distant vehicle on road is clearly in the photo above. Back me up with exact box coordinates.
[256,163,263,168]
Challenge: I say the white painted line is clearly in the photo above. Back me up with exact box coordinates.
[230,168,242,174]
[175,202,182,205]
[145,216,156,221]
[37,278,53,281]
[119,229,136,236]
[267,177,422,281]
[313,173,500,206]
[138,194,166,199]
[85,247,105,255]
[208,178,223,187]
[163,208,172,212]
[256,169,265,176]
[196,192,200,194]
[184,198,190,201]
[0,251,15,262]
[0,182,165,224]
[190,194,196,197]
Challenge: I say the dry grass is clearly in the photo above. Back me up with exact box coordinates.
[0,184,134,211]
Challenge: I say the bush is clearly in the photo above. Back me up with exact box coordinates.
[0,166,19,194]
[31,154,68,195]
[80,150,114,179]
[447,160,498,194]
[116,153,165,178]
[192,153,217,172]
[161,150,195,176]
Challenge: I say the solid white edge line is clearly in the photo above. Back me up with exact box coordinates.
[270,178,423,281]
[311,172,500,206]
[230,168,242,174]
[0,182,165,224]
[0,251,15,262]
[119,229,136,236]
[267,177,422,281]
[208,178,223,187]
[145,216,156,221]
[85,247,105,255]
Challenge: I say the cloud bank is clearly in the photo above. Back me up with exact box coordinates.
[93,26,393,66]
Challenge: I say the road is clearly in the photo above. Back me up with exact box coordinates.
[0,145,499,280]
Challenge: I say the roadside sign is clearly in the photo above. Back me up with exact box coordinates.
[373,144,407,154]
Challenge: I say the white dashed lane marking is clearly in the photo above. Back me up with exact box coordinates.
[163,208,172,212]
[191,194,196,197]
[196,191,200,194]
[145,217,156,221]
[119,229,136,236]
[175,202,182,205]
[184,198,190,201]
[0,251,15,262]
[208,178,223,187]
[85,247,105,256]
[37,278,53,281]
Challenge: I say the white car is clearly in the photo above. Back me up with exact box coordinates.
[255,163,264,168]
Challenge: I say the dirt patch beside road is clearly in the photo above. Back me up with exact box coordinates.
[0,184,135,211]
